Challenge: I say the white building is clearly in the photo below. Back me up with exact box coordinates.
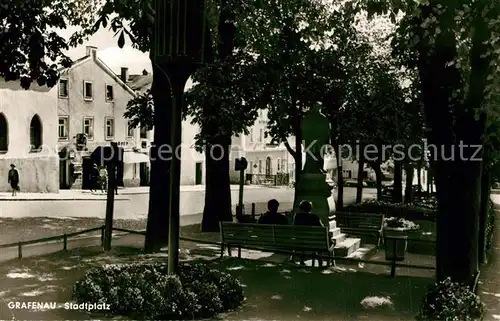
[230,109,295,185]
[0,79,59,192]
[57,46,149,189]
[126,73,205,185]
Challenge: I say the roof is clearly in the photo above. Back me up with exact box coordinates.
[126,74,153,94]
[59,53,137,97]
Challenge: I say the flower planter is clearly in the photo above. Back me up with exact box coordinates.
[384,234,408,261]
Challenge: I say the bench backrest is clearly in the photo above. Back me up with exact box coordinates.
[220,222,330,251]
[334,212,384,230]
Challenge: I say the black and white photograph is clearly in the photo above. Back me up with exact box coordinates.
[0,0,499,319]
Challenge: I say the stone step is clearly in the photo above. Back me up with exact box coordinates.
[329,220,337,229]
[334,237,361,257]
[331,233,346,246]
[330,227,341,237]
[346,245,377,260]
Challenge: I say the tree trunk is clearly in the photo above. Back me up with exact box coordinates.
[417,1,490,284]
[393,160,403,203]
[372,162,383,200]
[478,162,491,264]
[144,65,172,253]
[404,163,414,204]
[293,116,303,209]
[417,166,422,193]
[434,157,483,284]
[201,135,232,232]
[356,148,365,204]
[335,145,344,210]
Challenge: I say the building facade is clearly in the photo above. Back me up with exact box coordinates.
[0,79,59,192]
[57,46,149,189]
[230,109,295,185]
[126,74,205,185]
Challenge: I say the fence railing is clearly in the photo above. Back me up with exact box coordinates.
[0,226,105,259]
[0,219,436,278]
[246,173,290,186]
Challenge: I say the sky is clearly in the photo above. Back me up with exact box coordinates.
[60,26,152,75]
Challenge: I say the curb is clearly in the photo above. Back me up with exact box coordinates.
[0,198,131,202]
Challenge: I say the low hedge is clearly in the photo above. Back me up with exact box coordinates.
[416,277,484,321]
[73,262,244,319]
[344,199,436,221]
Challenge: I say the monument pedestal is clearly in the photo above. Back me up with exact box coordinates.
[295,173,336,227]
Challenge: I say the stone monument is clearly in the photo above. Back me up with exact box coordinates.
[295,102,336,227]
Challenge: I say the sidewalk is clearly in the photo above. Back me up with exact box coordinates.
[479,199,500,320]
[0,190,130,201]
[0,185,289,200]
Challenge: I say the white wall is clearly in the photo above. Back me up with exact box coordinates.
[0,79,59,192]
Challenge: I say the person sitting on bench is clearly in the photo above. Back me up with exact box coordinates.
[293,200,323,227]
[258,199,288,225]
[292,200,324,265]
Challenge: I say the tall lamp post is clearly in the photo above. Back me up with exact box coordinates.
[153,0,212,274]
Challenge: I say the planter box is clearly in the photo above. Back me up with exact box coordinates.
[384,235,408,261]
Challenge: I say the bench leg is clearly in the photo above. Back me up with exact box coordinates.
[238,247,241,258]
[227,246,232,257]
[318,252,323,267]
[220,245,224,258]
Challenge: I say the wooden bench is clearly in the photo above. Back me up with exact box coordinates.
[334,212,384,247]
[220,222,335,266]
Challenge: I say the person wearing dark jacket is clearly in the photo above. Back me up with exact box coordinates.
[292,200,324,265]
[8,164,19,196]
[258,199,288,225]
[90,164,99,193]
[293,200,323,227]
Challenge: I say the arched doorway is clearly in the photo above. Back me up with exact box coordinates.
[30,115,43,151]
[0,113,7,152]
[265,156,272,176]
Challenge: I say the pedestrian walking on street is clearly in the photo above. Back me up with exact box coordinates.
[90,163,99,193]
[7,164,19,196]
[99,166,107,193]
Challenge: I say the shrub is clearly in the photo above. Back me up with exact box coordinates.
[345,199,436,221]
[416,277,484,321]
[384,217,419,230]
[73,262,244,319]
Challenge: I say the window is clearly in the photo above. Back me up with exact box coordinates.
[59,79,68,97]
[105,117,114,139]
[0,113,7,152]
[83,81,93,100]
[281,159,286,172]
[277,158,281,171]
[140,125,148,139]
[83,117,94,140]
[30,114,43,152]
[58,116,69,140]
[258,160,262,174]
[259,129,263,142]
[127,121,134,137]
[249,129,254,142]
[105,85,114,101]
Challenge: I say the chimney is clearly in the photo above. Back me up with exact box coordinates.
[120,67,129,83]
[86,46,97,58]
[142,69,148,75]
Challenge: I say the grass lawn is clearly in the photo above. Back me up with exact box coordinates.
[0,217,148,245]
[0,241,433,321]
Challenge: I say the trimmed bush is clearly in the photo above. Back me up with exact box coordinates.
[344,199,436,221]
[73,262,244,319]
[416,277,484,321]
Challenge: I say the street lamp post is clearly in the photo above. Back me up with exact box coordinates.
[153,0,213,274]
